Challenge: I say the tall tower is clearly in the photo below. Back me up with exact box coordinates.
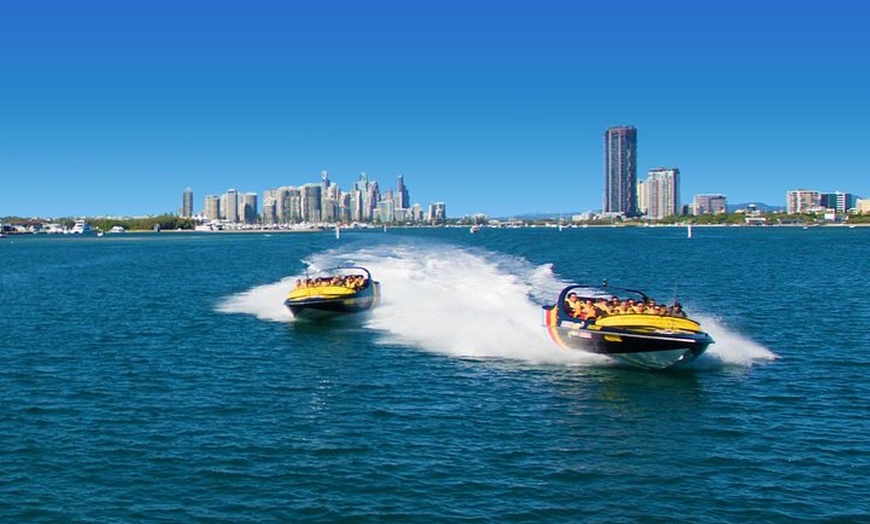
[224,189,239,223]
[397,174,410,209]
[204,195,220,221]
[242,192,258,224]
[603,126,638,216]
[644,168,680,219]
[182,188,193,217]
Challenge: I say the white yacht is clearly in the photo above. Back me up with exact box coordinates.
[69,219,93,234]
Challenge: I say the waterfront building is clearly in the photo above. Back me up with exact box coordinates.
[338,192,352,224]
[693,194,727,215]
[636,179,648,216]
[276,186,302,224]
[856,198,870,214]
[222,189,239,223]
[410,203,424,222]
[642,168,680,220]
[603,126,638,217]
[397,174,410,210]
[204,195,220,221]
[820,191,855,213]
[241,192,258,225]
[428,202,446,224]
[351,172,377,222]
[300,183,322,223]
[786,189,822,214]
[182,188,194,218]
[377,198,395,223]
[262,190,277,225]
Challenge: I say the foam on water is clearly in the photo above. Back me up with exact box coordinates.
[218,243,775,368]
[690,314,778,369]
[216,277,295,322]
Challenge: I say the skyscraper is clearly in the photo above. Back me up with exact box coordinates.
[224,189,239,223]
[242,192,258,224]
[182,188,193,218]
[786,189,821,214]
[603,126,638,217]
[643,168,680,220]
[204,195,220,221]
[397,174,410,210]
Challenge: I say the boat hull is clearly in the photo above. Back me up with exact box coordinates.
[285,282,381,321]
[544,307,713,369]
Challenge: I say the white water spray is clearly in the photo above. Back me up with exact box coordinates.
[217,243,775,369]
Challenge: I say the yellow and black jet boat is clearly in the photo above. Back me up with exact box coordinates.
[543,282,713,369]
[284,266,381,321]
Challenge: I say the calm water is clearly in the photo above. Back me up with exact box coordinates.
[1,227,868,523]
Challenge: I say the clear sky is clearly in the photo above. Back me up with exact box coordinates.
[1,0,867,218]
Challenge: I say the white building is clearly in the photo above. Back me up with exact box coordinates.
[640,168,680,220]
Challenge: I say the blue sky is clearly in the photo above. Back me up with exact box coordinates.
[1,0,867,218]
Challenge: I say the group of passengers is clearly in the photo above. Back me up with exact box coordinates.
[564,293,687,320]
[294,274,368,291]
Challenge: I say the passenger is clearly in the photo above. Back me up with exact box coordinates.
[595,298,612,316]
[565,293,583,317]
[615,300,630,314]
[294,279,303,289]
[633,302,647,314]
[582,299,599,320]
[669,303,687,318]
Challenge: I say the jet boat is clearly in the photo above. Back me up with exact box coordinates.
[543,282,713,369]
[284,266,380,321]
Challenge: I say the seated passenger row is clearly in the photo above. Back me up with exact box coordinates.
[565,294,686,320]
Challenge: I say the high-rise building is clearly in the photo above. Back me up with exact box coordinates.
[275,186,302,224]
[786,189,821,214]
[376,198,395,223]
[693,194,727,215]
[300,183,322,223]
[820,191,855,213]
[182,188,194,217]
[397,174,410,210]
[351,172,375,222]
[204,195,220,221]
[604,126,638,216]
[642,168,680,219]
[223,189,239,223]
[636,179,648,216]
[428,202,446,224]
[262,190,277,225]
[242,192,258,224]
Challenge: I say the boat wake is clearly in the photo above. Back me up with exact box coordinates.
[689,314,777,369]
[217,242,776,369]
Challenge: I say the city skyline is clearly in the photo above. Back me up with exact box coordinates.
[1,2,868,218]
[190,171,438,225]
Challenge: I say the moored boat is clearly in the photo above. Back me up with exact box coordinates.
[69,219,93,234]
[284,266,381,321]
[543,282,713,369]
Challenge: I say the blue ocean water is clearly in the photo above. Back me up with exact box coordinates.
[1,227,868,523]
